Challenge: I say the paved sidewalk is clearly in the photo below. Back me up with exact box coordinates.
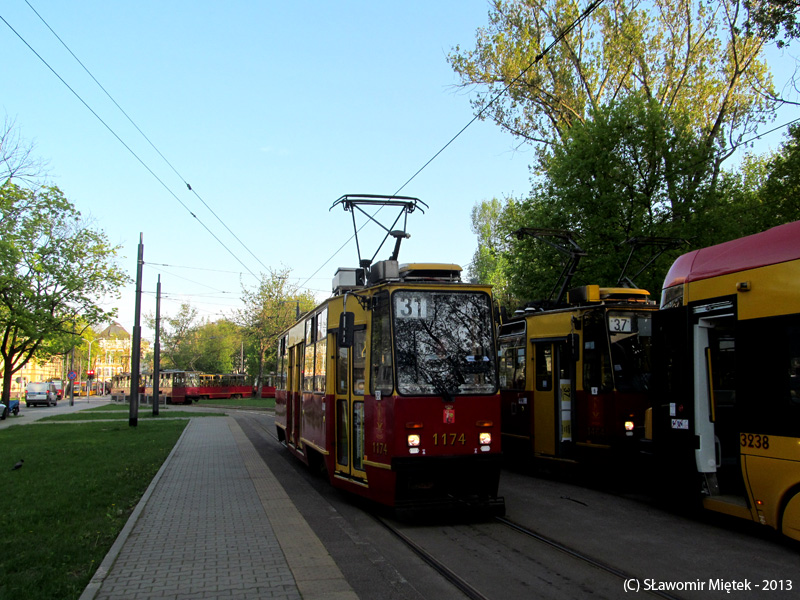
[81,416,357,600]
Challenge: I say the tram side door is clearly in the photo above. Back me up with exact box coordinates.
[289,344,304,448]
[531,341,574,456]
[693,313,745,497]
[334,328,367,481]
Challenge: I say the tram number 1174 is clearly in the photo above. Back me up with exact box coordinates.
[433,433,466,446]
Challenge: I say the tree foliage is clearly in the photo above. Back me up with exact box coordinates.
[471,112,800,308]
[454,0,796,309]
[449,0,777,170]
[745,0,800,46]
[151,305,244,374]
[235,267,316,396]
[467,198,514,305]
[0,182,129,403]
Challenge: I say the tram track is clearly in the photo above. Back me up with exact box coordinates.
[374,514,493,600]
[239,410,688,600]
[372,511,687,600]
[494,516,684,600]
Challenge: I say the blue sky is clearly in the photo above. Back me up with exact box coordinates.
[2,1,798,340]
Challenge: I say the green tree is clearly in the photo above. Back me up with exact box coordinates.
[468,198,515,306]
[755,123,800,223]
[155,303,200,371]
[0,182,129,405]
[192,319,243,374]
[449,0,777,171]
[151,306,245,374]
[235,267,315,398]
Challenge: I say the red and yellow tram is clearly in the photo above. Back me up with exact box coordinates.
[498,285,656,464]
[274,260,505,514]
[112,371,262,404]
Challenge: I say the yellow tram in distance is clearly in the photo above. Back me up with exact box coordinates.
[650,220,800,540]
[274,195,504,514]
[498,285,656,464]
[498,228,658,465]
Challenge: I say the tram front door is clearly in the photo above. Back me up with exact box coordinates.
[334,329,367,481]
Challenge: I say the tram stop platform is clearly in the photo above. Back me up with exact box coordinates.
[80,416,358,600]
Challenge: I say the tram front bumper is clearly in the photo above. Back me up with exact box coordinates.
[392,453,505,515]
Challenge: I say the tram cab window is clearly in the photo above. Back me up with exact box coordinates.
[583,312,613,393]
[607,311,653,393]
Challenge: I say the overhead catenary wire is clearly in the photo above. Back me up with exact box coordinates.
[22,0,273,277]
[298,0,605,292]
[1,8,259,281]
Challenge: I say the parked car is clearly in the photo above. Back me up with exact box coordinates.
[25,382,58,407]
[0,399,20,419]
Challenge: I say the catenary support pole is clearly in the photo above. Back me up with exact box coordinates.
[129,233,143,427]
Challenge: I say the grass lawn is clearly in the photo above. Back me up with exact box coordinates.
[0,420,188,600]
[38,410,225,422]
[194,396,275,409]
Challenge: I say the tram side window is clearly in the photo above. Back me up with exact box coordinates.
[535,343,553,391]
[499,340,526,390]
[791,332,800,406]
[304,342,315,392]
[276,339,283,390]
[737,319,800,435]
[316,310,328,392]
[371,292,394,396]
[315,337,327,393]
[278,338,288,390]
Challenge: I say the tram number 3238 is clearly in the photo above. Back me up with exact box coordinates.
[741,433,770,449]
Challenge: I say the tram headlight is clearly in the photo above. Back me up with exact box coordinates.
[624,420,635,436]
[407,434,421,447]
[479,432,492,445]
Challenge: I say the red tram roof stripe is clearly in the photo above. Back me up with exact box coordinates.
[662,220,800,289]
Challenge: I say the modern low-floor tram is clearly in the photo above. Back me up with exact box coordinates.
[649,220,800,541]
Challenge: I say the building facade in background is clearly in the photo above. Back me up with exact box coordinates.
[2,322,149,397]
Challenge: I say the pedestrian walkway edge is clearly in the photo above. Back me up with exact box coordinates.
[228,418,359,600]
[78,419,194,600]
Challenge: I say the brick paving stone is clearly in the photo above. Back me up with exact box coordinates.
[85,418,302,600]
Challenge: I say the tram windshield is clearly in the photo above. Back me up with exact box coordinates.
[393,290,497,397]
[584,310,653,393]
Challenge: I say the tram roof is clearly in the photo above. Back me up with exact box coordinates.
[663,220,800,289]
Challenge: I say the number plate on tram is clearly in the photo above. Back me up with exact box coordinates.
[609,316,633,333]
[395,295,428,319]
